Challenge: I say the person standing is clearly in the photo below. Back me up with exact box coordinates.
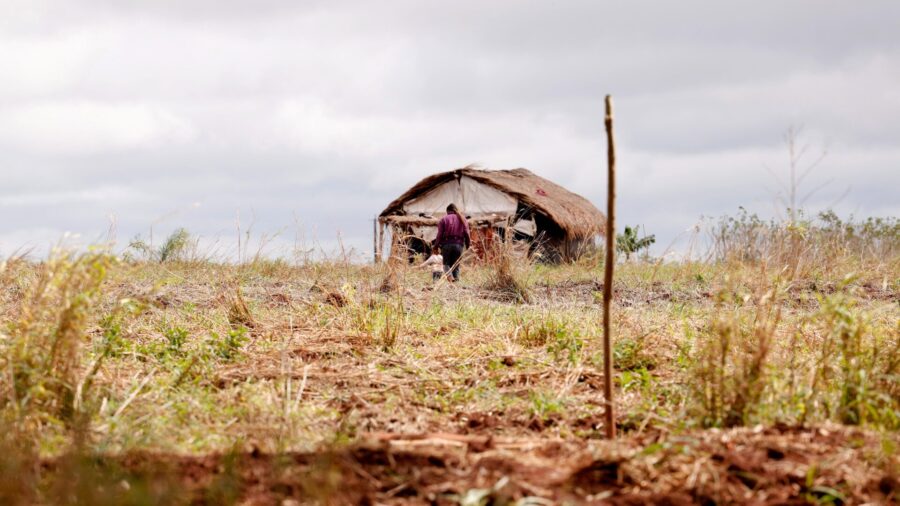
[419,246,444,283]
[434,203,470,282]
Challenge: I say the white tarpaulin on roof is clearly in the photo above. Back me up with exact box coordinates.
[402,176,518,217]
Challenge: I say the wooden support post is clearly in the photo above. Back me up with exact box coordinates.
[377,222,387,264]
[373,217,378,263]
[603,94,617,439]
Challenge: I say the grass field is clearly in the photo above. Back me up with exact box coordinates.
[0,213,898,504]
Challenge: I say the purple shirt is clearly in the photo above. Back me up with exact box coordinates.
[435,213,470,246]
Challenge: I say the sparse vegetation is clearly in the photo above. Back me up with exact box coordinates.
[0,210,896,504]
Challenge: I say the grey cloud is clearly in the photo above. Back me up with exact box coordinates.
[1,0,898,258]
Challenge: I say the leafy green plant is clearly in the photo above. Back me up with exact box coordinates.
[613,335,656,371]
[528,391,563,420]
[620,367,654,394]
[617,225,655,260]
[546,327,583,365]
[163,325,189,355]
[209,327,249,361]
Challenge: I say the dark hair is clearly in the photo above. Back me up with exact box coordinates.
[446,203,467,227]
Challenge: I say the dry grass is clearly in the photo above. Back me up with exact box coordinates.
[0,214,897,503]
[481,238,533,303]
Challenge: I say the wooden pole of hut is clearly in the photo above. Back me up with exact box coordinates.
[377,222,387,264]
[373,217,378,263]
[602,94,617,439]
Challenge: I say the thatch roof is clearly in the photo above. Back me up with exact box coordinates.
[379,167,605,238]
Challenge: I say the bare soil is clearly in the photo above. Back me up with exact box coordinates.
[43,425,897,505]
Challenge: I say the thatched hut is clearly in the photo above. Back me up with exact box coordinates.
[377,166,605,262]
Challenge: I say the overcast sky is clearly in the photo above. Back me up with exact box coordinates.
[2,0,898,260]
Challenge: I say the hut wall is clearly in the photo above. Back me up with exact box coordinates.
[470,226,497,261]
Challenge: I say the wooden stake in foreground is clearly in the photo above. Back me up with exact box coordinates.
[603,95,617,439]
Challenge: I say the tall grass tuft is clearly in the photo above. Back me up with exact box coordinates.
[801,285,899,427]
[226,285,255,329]
[351,294,405,352]
[687,265,899,429]
[128,228,194,263]
[0,249,116,430]
[691,280,782,428]
[378,233,414,295]
[483,237,532,303]
[158,228,192,263]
